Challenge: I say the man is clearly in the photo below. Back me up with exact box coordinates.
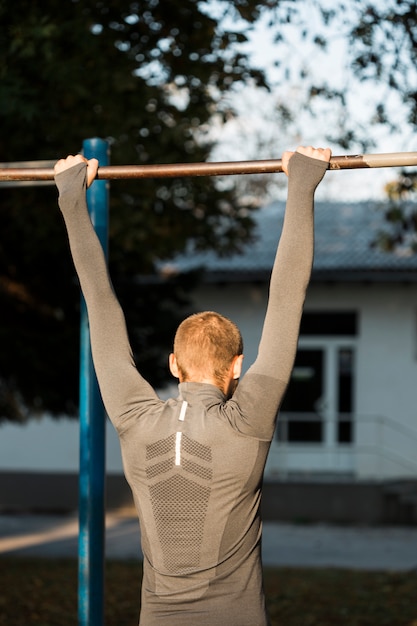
[54,145,331,625]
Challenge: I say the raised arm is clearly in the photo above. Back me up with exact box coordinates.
[54,155,160,427]
[256,146,331,377]
[231,147,331,437]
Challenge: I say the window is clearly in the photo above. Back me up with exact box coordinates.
[277,312,356,445]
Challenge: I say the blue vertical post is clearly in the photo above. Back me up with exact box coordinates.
[78,138,110,626]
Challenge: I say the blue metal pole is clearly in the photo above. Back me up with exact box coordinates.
[78,138,110,626]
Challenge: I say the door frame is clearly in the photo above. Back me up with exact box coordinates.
[266,336,357,478]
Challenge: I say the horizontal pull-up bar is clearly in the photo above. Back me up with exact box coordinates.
[1,151,416,181]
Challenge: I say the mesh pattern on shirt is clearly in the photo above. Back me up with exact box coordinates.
[149,474,211,572]
[146,457,174,479]
[182,458,212,481]
[147,432,213,573]
[182,434,212,462]
[146,433,176,460]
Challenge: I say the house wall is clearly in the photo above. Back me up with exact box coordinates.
[191,280,417,480]
[309,283,417,479]
[0,415,123,474]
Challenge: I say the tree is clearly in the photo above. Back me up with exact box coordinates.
[261,0,417,243]
[341,0,417,251]
[0,0,293,422]
[373,172,417,254]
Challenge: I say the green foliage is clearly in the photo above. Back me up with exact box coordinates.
[266,0,417,151]
[373,170,417,253]
[268,0,417,251]
[0,0,277,421]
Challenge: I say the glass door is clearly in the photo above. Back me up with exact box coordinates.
[277,341,355,446]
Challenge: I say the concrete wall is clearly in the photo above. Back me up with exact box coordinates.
[1,469,416,525]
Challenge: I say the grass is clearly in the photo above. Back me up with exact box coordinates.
[0,558,417,626]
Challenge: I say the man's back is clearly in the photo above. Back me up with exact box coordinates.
[120,381,270,625]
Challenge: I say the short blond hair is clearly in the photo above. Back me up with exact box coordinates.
[173,311,243,387]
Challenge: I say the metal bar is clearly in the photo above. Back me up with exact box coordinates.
[1,151,417,181]
[78,138,109,626]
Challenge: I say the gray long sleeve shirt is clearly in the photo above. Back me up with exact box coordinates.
[55,152,328,625]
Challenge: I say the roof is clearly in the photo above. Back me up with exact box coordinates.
[158,201,417,283]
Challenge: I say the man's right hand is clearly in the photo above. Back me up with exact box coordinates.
[282,146,332,176]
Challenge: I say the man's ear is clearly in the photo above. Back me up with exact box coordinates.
[232,354,244,380]
[169,353,180,379]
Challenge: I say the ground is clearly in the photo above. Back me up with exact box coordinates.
[0,559,416,626]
